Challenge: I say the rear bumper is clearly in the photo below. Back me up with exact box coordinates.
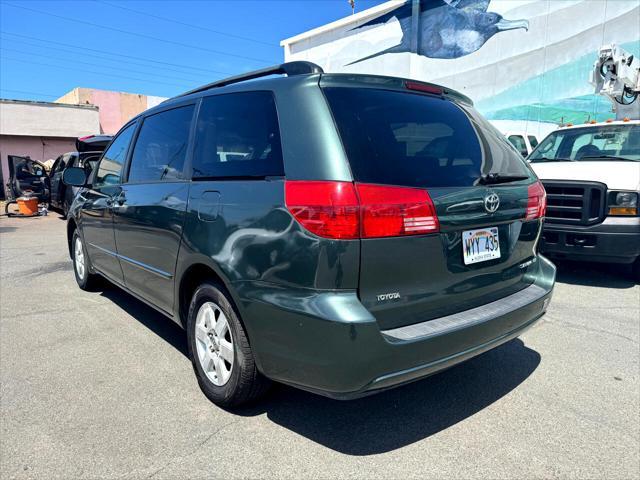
[235,255,556,399]
[540,217,640,263]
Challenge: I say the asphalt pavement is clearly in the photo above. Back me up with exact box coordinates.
[1,214,638,479]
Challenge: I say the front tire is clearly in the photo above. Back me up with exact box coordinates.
[72,230,100,290]
[187,282,270,407]
[62,200,69,219]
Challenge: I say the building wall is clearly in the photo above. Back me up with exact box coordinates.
[282,0,640,132]
[56,88,167,135]
[0,100,99,137]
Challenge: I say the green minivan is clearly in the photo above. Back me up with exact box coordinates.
[63,62,555,407]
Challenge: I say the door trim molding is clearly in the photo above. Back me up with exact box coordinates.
[88,242,173,279]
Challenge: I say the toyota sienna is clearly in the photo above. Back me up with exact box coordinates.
[63,62,556,407]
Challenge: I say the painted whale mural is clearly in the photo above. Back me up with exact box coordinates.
[348,0,529,63]
[282,0,639,132]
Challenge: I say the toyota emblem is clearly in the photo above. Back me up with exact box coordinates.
[484,193,500,213]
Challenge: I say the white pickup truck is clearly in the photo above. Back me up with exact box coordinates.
[528,120,640,279]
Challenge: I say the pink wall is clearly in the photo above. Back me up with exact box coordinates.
[0,135,76,198]
[89,90,122,135]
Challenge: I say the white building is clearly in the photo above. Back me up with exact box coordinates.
[281,0,639,138]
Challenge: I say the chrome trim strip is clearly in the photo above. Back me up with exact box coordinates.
[382,284,547,342]
[88,242,117,256]
[88,242,172,279]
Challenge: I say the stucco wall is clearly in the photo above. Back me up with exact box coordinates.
[0,100,99,138]
[56,88,167,135]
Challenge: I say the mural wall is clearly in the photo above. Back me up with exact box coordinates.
[282,0,639,135]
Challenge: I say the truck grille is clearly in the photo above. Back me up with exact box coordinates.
[542,181,606,226]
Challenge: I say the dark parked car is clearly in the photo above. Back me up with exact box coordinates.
[63,62,556,407]
[49,135,111,216]
[6,155,50,202]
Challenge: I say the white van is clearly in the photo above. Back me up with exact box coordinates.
[528,120,640,279]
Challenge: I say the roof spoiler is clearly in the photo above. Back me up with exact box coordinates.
[172,61,324,100]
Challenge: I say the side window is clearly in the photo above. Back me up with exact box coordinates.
[67,153,79,168]
[94,123,136,187]
[81,155,100,177]
[192,92,284,178]
[51,156,65,175]
[128,105,194,183]
[528,135,538,148]
[508,135,527,155]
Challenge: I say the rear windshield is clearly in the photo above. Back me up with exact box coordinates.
[324,87,531,188]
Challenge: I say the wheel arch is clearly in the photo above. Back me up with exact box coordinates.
[66,218,77,259]
[176,259,246,334]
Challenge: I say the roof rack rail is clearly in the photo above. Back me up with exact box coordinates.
[174,61,324,99]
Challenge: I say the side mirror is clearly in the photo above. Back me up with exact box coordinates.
[62,167,88,187]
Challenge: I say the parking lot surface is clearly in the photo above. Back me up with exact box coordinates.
[1,214,638,479]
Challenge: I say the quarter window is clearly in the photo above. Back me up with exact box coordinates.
[128,105,194,183]
[192,92,284,178]
[94,123,136,187]
[51,156,66,175]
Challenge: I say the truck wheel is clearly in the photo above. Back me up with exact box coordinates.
[72,230,100,290]
[187,282,270,407]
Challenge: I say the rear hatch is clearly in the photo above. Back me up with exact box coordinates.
[322,79,543,330]
[75,135,112,153]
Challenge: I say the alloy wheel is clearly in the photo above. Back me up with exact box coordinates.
[195,301,234,386]
[74,237,85,280]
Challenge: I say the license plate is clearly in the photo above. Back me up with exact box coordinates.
[462,227,501,265]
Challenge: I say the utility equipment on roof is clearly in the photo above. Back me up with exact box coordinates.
[590,44,640,120]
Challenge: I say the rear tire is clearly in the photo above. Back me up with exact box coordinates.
[187,282,270,407]
[72,230,100,291]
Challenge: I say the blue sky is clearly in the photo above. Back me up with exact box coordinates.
[0,0,385,101]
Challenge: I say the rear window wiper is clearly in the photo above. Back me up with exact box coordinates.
[579,155,639,162]
[529,156,574,163]
[478,173,530,185]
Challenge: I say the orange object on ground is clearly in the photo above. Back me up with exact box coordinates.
[17,197,39,216]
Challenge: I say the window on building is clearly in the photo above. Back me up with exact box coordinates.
[192,92,284,178]
[128,105,194,183]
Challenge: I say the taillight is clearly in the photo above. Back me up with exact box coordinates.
[285,181,439,239]
[526,181,547,220]
[356,184,439,238]
[285,181,360,239]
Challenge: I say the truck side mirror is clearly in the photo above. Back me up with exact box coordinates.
[62,167,88,187]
